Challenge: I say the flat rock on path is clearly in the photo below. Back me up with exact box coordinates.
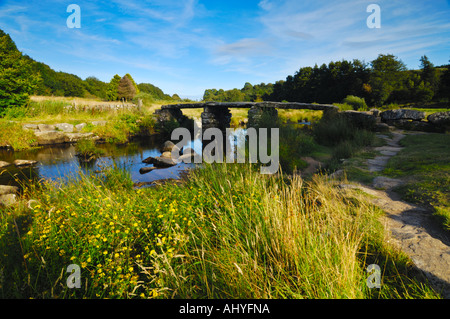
[347,129,450,298]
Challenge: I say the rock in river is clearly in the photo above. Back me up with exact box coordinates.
[14,159,38,167]
[142,156,177,168]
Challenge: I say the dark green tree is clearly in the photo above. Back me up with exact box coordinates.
[438,60,450,101]
[106,74,121,101]
[419,55,439,99]
[84,76,108,99]
[368,54,407,106]
[0,29,39,111]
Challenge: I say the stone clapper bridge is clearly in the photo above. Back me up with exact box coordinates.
[154,101,340,130]
[149,101,346,175]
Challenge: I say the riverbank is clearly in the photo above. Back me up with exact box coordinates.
[0,96,162,151]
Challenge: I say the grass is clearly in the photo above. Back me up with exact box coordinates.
[0,96,159,148]
[0,163,440,299]
[383,133,450,231]
[75,138,105,162]
[0,121,38,150]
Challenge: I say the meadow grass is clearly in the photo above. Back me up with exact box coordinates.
[0,121,38,150]
[0,163,439,299]
[383,133,450,231]
[0,96,159,148]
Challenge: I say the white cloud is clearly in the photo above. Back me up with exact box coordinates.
[258,0,273,11]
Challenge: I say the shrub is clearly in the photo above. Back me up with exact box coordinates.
[313,114,355,146]
[342,95,368,111]
[332,140,354,160]
[75,137,104,161]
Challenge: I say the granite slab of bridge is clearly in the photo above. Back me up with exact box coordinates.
[155,102,339,129]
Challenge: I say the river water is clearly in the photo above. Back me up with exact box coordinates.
[0,128,249,188]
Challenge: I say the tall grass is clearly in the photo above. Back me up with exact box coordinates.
[0,163,438,298]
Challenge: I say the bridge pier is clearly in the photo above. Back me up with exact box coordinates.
[201,106,231,130]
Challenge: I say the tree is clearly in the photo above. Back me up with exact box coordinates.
[106,74,121,101]
[125,73,139,94]
[438,60,450,101]
[369,54,407,106]
[0,29,39,111]
[419,55,439,98]
[117,75,136,101]
[84,76,108,99]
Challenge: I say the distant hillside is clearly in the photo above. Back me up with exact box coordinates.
[0,28,177,103]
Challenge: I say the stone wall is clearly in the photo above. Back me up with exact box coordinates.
[379,109,450,133]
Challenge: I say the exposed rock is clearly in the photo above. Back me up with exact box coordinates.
[427,111,450,126]
[367,156,391,172]
[75,123,87,132]
[341,110,376,130]
[55,123,74,133]
[0,185,19,195]
[142,156,177,168]
[0,194,17,207]
[161,151,172,158]
[14,159,38,167]
[22,124,39,131]
[329,169,345,179]
[160,141,180,153]
[38,124,56,132]
[65,132,98,143]
[92,121,107,126]
[372,176,404,190]
[380,109,425,121]
[384,119,440,132]
[34,131,69,145]
[370,108,380,117]
[0,161,11,168]
[139,167,157,174]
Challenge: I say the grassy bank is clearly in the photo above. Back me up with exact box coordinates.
[0,96,161,149]
[383,133,450,231]
[0,163,439,298]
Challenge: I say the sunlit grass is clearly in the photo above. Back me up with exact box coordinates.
[0,163,440,299]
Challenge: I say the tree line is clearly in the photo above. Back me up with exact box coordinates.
[0,28,180,111]
[204,54,450,107]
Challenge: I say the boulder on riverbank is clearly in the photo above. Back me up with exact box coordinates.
[380,109,425,121]
[34,131,69,145]
[0,185,19,195]
[0,161,11,168]
[0,194,17,207]
[427,111,450,126]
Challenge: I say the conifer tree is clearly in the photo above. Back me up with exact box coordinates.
[117,75,136,101]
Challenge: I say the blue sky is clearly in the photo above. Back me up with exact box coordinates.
[1,0,450,99]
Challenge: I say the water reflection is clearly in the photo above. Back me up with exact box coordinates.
[0,128,249,188]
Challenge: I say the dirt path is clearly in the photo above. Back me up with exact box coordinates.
[341,129,450,298]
